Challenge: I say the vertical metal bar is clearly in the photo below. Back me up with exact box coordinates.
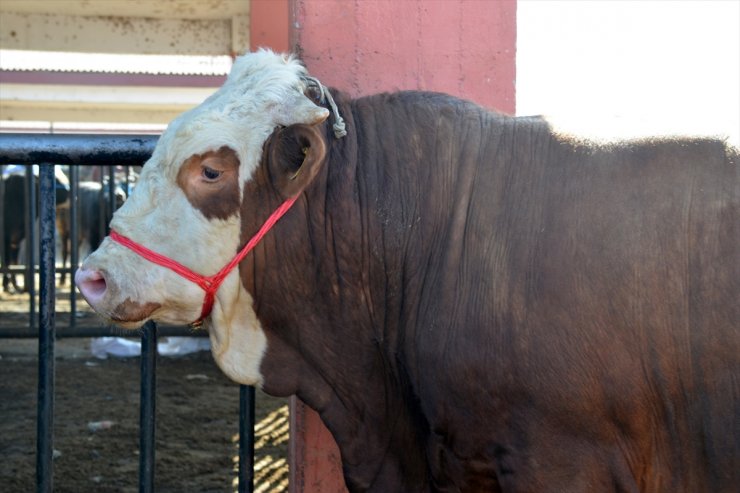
[124,165,131,197]
[238,385,256,493]
[107,166,116,235]
[69,165,79,326]
[139,321,157,493]
[25,165,37,327]
[36,164,56,493]
[0,164,5,288]
[23,166,32,291]
[97,167,105,247]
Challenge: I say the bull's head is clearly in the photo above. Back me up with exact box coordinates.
[75,50,336,385]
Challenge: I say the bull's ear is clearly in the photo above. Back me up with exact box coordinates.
[274,93,330,127]
[266,124,327,199]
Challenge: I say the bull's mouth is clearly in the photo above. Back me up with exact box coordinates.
[108,299,161,327]
[106,318,148,330]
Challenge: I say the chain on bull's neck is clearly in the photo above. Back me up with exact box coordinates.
[304,76,347,139]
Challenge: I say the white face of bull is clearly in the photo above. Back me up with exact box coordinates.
[75,50,330,386]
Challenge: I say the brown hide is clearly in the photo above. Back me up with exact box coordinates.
[240,91,738,492]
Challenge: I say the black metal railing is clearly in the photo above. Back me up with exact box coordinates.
[0,133,256,493]
[36,163,55,492]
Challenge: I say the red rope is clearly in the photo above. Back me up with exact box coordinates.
[109,194,299,326]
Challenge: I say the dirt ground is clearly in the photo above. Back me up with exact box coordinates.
[0,282,289,493]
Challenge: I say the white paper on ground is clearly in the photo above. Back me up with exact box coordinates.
[89,336,210,359]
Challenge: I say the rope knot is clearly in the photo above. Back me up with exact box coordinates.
[303,76,347,139]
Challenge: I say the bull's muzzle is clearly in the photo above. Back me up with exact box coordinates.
[75,267,108,307]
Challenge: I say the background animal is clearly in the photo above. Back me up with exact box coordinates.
[56,181,126,285]
[2,168,69,292]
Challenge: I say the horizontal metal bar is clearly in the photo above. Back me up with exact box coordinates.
[0,134,158,166]
[0,266,33,274]
[0,269,100,279]
[0,325,207,338]
[0,267,81,274]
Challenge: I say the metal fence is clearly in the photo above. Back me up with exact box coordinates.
[0,133,256,493]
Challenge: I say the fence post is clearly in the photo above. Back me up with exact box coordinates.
[36,163,56,493]
[239,385,256,493]
[139,321,158,493]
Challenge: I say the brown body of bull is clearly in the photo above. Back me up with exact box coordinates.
[76,75,738,491]
[245,92,738,492]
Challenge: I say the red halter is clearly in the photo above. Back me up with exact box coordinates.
[109,194,299,328]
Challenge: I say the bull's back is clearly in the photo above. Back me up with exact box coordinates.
[508,135,734,490]
[525,136,739,490]
[409,116,738,490]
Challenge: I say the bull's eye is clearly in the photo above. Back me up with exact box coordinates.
[202,166,222,181]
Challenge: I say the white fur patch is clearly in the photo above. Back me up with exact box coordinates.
[152,50,313,188]
[207,276,267,386]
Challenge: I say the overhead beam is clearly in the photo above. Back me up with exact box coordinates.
[0,0,249,20]
[0,105,186,125]
[0,83,213,123]
[0,12,249,55]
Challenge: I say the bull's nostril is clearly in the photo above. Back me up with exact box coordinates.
[75,268,108,304]
[86,277,107,297]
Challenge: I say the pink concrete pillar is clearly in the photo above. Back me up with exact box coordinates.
[287,1,517,491]
[291,0,516,113]
[289,396,347,493]
[250,0,290,53]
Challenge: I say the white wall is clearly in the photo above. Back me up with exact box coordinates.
[517,0,739,145]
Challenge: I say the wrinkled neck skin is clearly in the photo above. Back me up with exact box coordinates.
[212,92,507,491]
[225,96,435,492]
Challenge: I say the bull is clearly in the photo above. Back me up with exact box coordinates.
[76,50,738,492]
